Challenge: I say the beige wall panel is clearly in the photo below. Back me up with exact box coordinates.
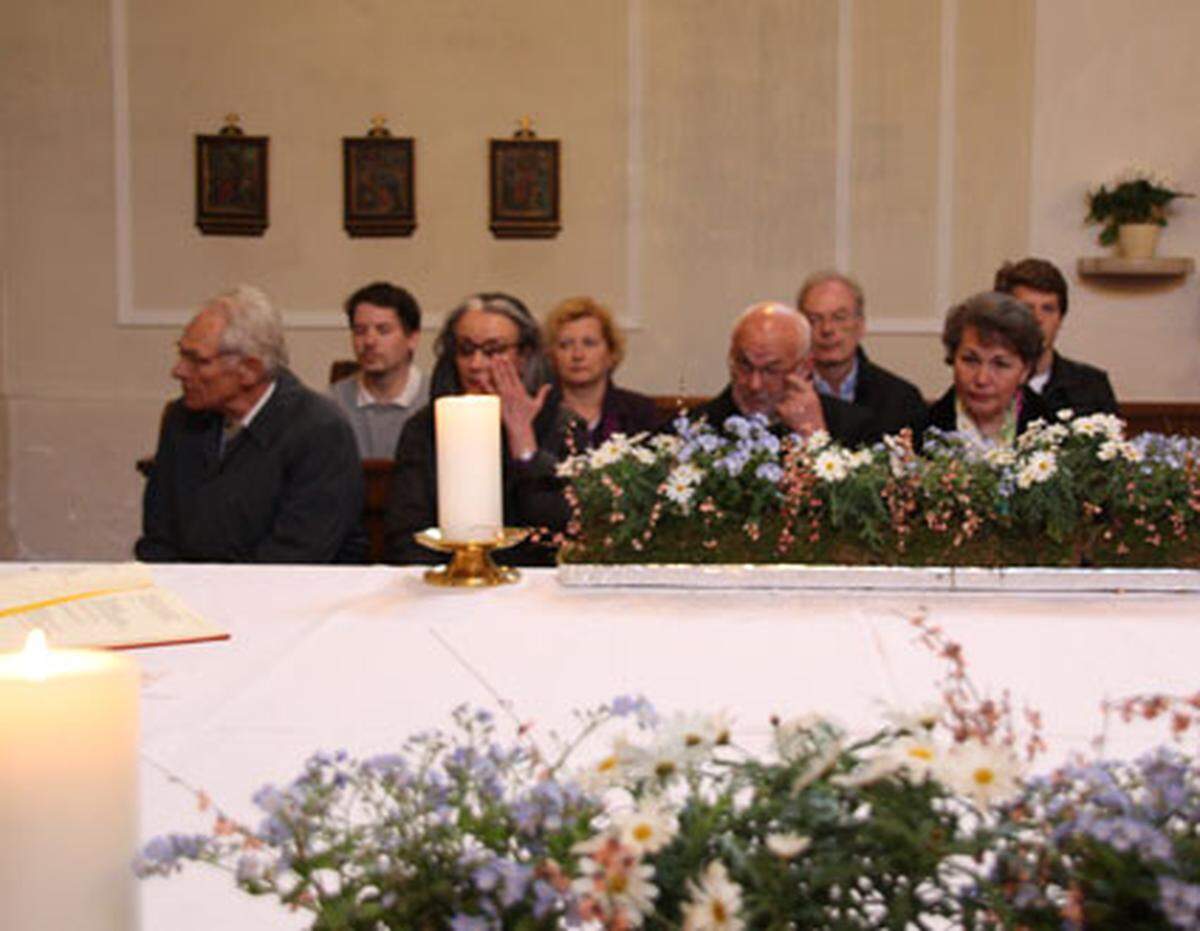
[128,0,629,326]
[630,0,839,396]
[952,0,1034,299]
[7,399,160,560]
[2,0,173,401]
[850,0,940,322]
[1030,0,1200,401]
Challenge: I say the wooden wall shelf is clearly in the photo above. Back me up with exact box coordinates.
[1077,256,1194,278]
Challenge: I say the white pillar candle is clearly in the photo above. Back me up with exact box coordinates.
[435,395,504,542]
[0,631,139,931]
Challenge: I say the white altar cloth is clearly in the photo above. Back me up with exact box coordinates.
[46,563,1197,930]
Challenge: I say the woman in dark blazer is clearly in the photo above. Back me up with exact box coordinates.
[924,291,1051,450]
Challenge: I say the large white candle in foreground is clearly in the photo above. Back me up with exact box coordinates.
[0,630,139,931]
[436,395,504,542]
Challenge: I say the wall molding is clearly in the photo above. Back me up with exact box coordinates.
[109,0,942,335]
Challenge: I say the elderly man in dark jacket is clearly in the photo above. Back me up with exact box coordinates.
[137,285,365,563]
[797,270,927,441]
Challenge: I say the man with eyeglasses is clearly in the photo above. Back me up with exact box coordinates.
[797,270,927,441]
[136,285,365,563]
[688,301,875,447]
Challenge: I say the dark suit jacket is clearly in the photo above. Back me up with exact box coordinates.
[383,399,570,566]
[1039,352,1119,417]
[847,349,927,440]
[686,386,877,448]
[923,385,1052,449]
[136,369,366,563]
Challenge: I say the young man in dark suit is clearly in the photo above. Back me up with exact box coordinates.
[994,257,1118,417]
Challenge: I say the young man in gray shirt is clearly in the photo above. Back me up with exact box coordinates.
[329,281,429,458]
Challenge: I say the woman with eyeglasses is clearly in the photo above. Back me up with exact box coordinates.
[923,291,1051,451]
[544,296,661,449]
[383,292,571,565]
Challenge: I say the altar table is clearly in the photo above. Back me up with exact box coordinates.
[102,564,1200,928]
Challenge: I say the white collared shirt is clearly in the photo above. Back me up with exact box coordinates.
[235,378,277,429]
[355,365,424,409]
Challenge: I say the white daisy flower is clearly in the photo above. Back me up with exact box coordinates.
[1018,449,1057,487]
[881,702,943,733]
[650,433,683,455]
[889,735,941,781]
[612,800,679,856]
[983,448,1016,468]
[1072,412,1124,440]
[813,449,849,482]
[663,464,703,510]
[571,835,658,926]
[937,740,1022,809]
[682,861,745,931]
[847,449,875,470]
[772,713,835,762]
[765,832,811,859]
[1097,438,1142,463]
[805,429,831,453]
[638,710,730,779]
[578,736,641,792]
[556,454,587,478]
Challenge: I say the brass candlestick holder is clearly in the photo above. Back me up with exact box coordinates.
[414,528,529,588]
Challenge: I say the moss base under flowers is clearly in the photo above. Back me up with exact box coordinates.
[562,509,1200,570]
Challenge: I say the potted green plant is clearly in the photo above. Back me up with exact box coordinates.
[1086,164,1192,258]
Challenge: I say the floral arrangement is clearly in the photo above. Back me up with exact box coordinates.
[556,411,1200,568]
[1086,163,1192,246]
[137,619,1200,929]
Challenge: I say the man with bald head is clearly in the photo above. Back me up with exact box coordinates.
[689,301,876,447]
[136,284,365,563]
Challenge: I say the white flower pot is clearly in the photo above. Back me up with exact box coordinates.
[1117,223,1161,259]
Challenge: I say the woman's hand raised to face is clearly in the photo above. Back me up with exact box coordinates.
[490,355,550,460]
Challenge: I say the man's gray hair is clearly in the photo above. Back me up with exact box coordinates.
[796,269,865,317]
[207,284,289,377]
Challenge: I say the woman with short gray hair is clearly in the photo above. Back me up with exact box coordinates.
[924,291,1051,450]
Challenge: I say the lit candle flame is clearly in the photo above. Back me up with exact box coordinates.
[20,628,50,681]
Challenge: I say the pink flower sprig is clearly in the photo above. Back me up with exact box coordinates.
[1102,690,1200,743]
[909,611,1045,762]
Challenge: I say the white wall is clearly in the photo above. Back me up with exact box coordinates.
[1029,0,1200,401]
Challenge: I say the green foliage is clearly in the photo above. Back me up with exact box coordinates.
[1086,167,1192,246]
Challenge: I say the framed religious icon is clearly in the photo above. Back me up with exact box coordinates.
[489,119,560,239]
[194,116,269,236]
[343,118,416,237]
